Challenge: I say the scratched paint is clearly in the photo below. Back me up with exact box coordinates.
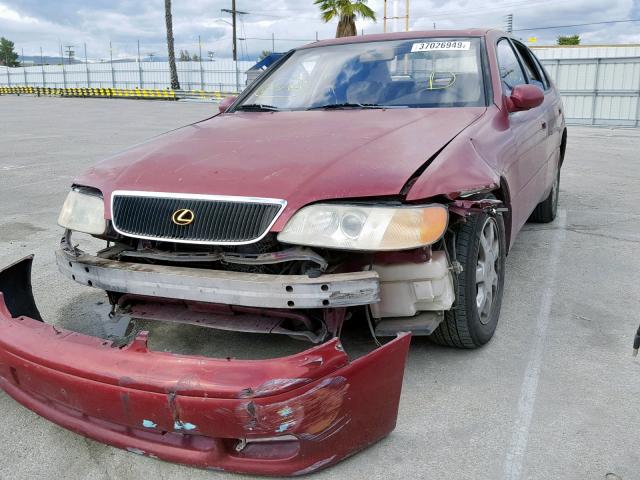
[238,376,348,436]
[127,447,146,455]
[249,378,310,398]
[174,420,197,431]
[292,455,338,476]
[276,420,296,433]
[278,406,293,417]
[299,415,351,442]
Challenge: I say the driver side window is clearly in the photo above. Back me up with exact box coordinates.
[496,39,526,94]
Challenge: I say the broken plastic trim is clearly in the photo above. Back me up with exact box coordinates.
[0,255,42,321]
[0,256,411,476]
[448,198,508,217]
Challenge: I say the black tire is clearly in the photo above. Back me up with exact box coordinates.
[431,211,506,348]
[529,168,560,223]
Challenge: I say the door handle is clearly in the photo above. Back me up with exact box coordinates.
[541,122,547,130]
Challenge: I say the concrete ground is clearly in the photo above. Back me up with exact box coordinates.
[0,96,639,480]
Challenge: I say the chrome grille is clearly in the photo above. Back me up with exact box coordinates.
[111,192,286,245]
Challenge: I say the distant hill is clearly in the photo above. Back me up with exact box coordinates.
[17,55,171,65]
[19,55,80,65]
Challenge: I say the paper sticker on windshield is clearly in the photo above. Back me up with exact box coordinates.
[411,41,471,52]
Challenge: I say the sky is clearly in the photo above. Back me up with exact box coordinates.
[1,0,640,61]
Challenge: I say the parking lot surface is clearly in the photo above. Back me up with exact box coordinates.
[1,96,639,480]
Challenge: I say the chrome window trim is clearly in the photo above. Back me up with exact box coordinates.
[110,190,287,246]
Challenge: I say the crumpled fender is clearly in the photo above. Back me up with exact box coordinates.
[0,256,411,476]
[405,134,500,201]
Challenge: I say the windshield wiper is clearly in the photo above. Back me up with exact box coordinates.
[307,102,385,110]
[236,103,280,112]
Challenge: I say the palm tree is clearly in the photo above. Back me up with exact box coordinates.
[314,0,376,38]
[164,0,180,90]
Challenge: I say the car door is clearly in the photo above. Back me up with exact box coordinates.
[496,38,548,234]
[512,40,561,200]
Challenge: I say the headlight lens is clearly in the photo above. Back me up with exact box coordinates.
[58,188,106,235]
[277,204,448,251]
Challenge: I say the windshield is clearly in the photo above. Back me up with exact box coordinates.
[237,37,486,111]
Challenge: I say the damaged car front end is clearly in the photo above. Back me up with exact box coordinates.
[0,29,565,475]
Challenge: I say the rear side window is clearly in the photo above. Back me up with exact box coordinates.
[496,39,526,93]
[512,41,546,90]
[530,52,551,89]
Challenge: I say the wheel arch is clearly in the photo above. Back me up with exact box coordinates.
[560,128,568,168]
[492,178,513,253]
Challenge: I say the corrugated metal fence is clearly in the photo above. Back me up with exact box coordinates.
[534,46,640,126]
[0,60,254,93]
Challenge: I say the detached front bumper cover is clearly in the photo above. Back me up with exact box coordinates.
[0,256,411,476]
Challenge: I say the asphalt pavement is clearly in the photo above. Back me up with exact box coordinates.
[0,96,639,480]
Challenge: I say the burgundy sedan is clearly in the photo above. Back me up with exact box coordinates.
[0,29,565,475]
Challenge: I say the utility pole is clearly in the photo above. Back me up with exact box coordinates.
[136,40,143,89]
[384,0,387,32]
[232,0,237,61]
[64,45,75,64]
[198,35,204,90]
[40,46,46,87]
[384,0,409,32]
[221,1,247,92]
[406,0,410,31]
[221,1,247,62]
[22,48,27,86]
[84,43,90,88]
[60,43,67,88]
[109,40,115,88]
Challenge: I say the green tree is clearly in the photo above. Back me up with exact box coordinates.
[258,50,272,60]
[164,0,180,89]
[0,37,20,67]
[314,0,376,38]
[557,35,580,45]
[179,49,191,61]
[192,53,200,61]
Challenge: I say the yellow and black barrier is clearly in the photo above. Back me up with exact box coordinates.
[0,86,177,100]
[0,86,235,102]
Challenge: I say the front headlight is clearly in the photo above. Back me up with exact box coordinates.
[277,204,448,251]
[58,188,106,235]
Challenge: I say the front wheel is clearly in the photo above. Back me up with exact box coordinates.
[431,212,506,348]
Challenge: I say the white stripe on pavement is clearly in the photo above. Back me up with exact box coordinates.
[503,208,567,480]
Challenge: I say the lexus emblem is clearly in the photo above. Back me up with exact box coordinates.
[171,208,195,226]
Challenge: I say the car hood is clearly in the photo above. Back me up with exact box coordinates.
[76,107,486,229]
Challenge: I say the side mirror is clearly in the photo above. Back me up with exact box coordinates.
[507,84,544,112]
[218,95,238,113]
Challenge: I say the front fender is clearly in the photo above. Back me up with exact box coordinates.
[405,136,500,202]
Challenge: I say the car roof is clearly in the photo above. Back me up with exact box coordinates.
[298,29,503,50]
